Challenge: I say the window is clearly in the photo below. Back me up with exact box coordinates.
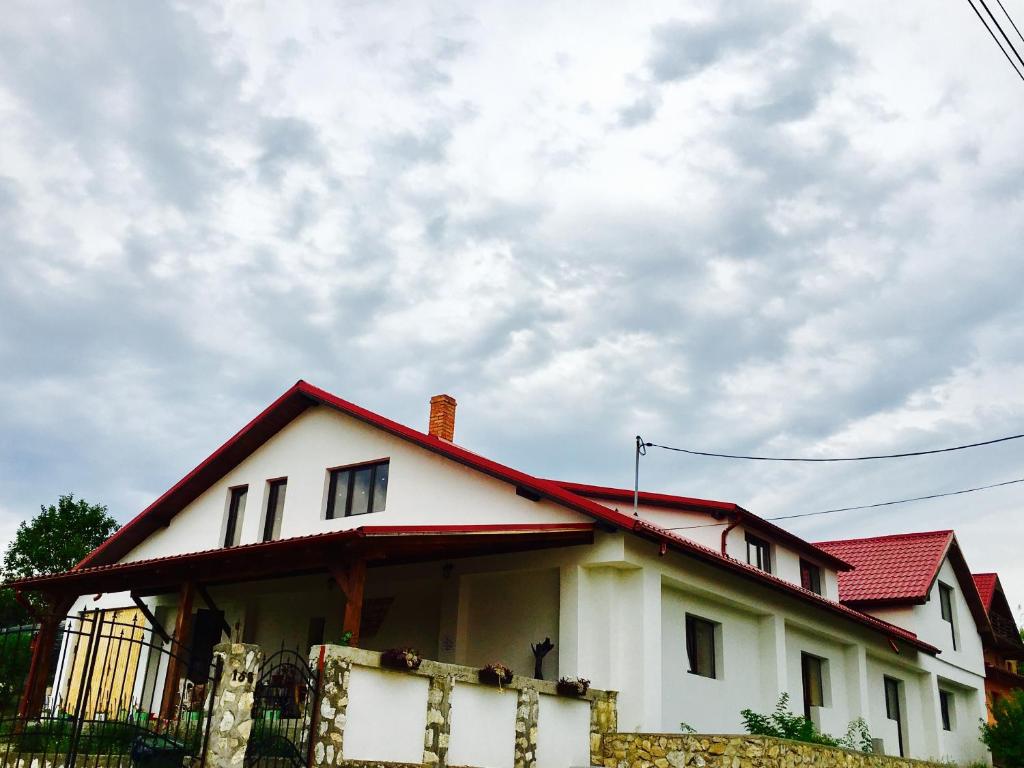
[939,689,953,731]
[326,460,389,518]
[801,653,825,720]
[262,479,287,542]
[939,582,957,650]
[884,676,905,757]
[746,534,772,573]
[685,615,717,679]
[800,559,822,595]
[223,486,247,547]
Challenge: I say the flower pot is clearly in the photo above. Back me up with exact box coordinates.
[478,667,513,686]
[555,678,590,697]
[381,649,422,671]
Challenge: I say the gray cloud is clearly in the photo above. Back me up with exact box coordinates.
[2,0,1024,608]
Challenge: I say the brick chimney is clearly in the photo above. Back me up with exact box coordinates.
[428,394,457,441]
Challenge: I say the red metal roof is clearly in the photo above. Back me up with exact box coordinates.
[974,573,998,611]
[552,480,852,571]
[63,380,938,654]
[815,530,953,604]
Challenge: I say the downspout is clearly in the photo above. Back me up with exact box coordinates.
[720,515,740,557]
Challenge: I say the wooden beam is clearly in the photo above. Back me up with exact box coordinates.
[17,594,75,720]
[159,582,195,719]
[330,559,366,647]
[131,593,172,644]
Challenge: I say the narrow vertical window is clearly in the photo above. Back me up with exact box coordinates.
[745,534,772,573]
[262,479,287,542]
[939,689,953,731]
[939,582,957,650]
[326,460,390,518]
[801,653,825,720]
[685,614,717,679]
[884,676,904,757]
[800,559,822,595]
[224,486,247,548]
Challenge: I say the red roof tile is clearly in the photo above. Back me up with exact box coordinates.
[814,531,953,604]
[974,573,998,611]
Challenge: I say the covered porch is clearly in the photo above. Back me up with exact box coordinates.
[12,523,596,720]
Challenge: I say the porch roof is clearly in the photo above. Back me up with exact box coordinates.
[7,522,595,597]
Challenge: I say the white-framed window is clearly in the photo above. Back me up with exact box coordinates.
[223,485,248,547]
[685,613,720,679]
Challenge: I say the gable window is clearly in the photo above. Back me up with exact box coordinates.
[223,486,247,548]
[746,534,772,573]
[685,614,717,679]
[801,653,825,720]
[800,559,822,595]
[939,582,957,650]
[262,479,287,542]
[326,460,389,518]
[939,689,953,731]
[884,676,905,757]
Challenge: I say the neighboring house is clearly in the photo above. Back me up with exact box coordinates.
[814,531,993,761]
[972,573,1024,720]
[9,381,995,764]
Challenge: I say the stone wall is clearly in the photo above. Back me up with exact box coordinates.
[601,733,955,768]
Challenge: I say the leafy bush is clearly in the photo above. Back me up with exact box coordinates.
[981,689,1024,767]
[740,693,873,753]
[0,628,33,712]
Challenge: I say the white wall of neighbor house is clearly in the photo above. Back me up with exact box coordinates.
[121,405,588,564]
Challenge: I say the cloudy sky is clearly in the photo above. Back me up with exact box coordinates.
[2,1,1024,608]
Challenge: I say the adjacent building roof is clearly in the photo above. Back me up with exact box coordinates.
[815,530,992,638]
[552,480,853,572]
[37,379,939,654]
[815,530,955,604]
[972,572,1024,653]
[974,573,999,611]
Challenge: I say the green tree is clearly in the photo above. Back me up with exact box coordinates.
[981,690,1024,766]
[0,494,119,626]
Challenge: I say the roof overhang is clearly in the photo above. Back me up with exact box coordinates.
[553,481,853,571]
[11,523,595,598]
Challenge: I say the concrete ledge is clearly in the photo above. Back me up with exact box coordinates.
[314,644,615,703]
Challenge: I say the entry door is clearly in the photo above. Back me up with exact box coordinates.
[884,676,904,757]
[188,609,225,682]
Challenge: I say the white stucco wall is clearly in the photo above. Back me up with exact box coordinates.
[344,666,429,763]
[661,584,763,732]
[447,683,517,768]
[121,405,587,563]
[537,693,590,768]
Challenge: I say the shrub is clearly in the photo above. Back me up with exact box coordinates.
[740,693,873,753]
[981,689,1024,767]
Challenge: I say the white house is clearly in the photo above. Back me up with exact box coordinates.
[11,381,995,765]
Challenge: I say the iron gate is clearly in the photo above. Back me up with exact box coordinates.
[244,647,319,768]
[0,608,220,768]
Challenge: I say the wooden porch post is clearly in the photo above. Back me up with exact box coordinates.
[16,591,73,720]
[159,582,195,719]
[331,559,366,647]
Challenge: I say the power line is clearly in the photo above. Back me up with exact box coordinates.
[966,0,1024,82]
[978,0,1024,68]
[995,0,1024,47]
[660,475,1024,531]
[642,430,1024,462]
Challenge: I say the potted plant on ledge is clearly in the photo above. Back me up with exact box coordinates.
[478,662,514,688]
[381,647,423,671]
[555,676,590,697]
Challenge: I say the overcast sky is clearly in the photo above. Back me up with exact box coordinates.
[2,1,1024,610]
